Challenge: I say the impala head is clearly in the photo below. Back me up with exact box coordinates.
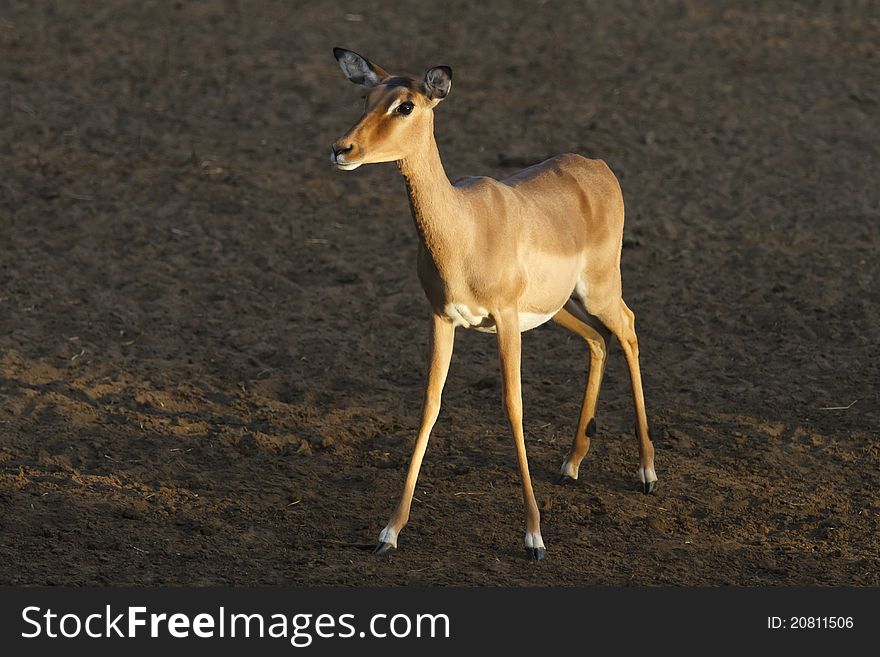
[330,47,452,170]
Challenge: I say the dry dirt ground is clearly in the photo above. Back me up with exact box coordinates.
[1,1,878,585]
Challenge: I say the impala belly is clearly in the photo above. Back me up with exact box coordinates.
[439,250,581,333]
[511,311,556,332]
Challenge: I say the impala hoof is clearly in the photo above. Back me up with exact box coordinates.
[524,531,545,560]
[373,541,396,555]
[526,547,546,561]
[638,466,657,495]
[555,473,577,486]
[558,460,579,484]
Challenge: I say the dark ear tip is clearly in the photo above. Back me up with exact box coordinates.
[427,66,452,81]
[333,47,347,60]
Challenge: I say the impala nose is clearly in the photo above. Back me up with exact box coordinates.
[331,141,362,170]
[332,142,353,158]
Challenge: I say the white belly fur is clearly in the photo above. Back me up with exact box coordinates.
[443,303,554,334]
[514,311,555,332]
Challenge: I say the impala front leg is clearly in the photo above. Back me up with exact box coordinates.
[495,309,545,560]
[375,313,455,555]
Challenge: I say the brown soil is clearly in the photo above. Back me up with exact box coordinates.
[1,1,878,586]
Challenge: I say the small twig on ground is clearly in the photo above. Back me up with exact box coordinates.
[819,399,858,411]
[454,491,489,496]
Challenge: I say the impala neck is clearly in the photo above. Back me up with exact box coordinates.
[397,123,460,258]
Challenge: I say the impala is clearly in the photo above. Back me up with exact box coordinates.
[330,48,656,560]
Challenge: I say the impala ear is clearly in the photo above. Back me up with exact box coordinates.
[424,66,452,101]
[333,47,389,88]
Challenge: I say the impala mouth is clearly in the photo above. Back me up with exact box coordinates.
[330,152,363,171]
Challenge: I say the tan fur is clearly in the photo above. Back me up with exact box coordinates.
[331,49,656,558]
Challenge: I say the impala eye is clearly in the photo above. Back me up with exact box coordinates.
[396,101,414,115]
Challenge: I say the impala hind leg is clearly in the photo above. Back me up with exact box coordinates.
[552,300,610,484]
[595,298,657,494]
[495,309,545,560]
[375,314,455,555]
